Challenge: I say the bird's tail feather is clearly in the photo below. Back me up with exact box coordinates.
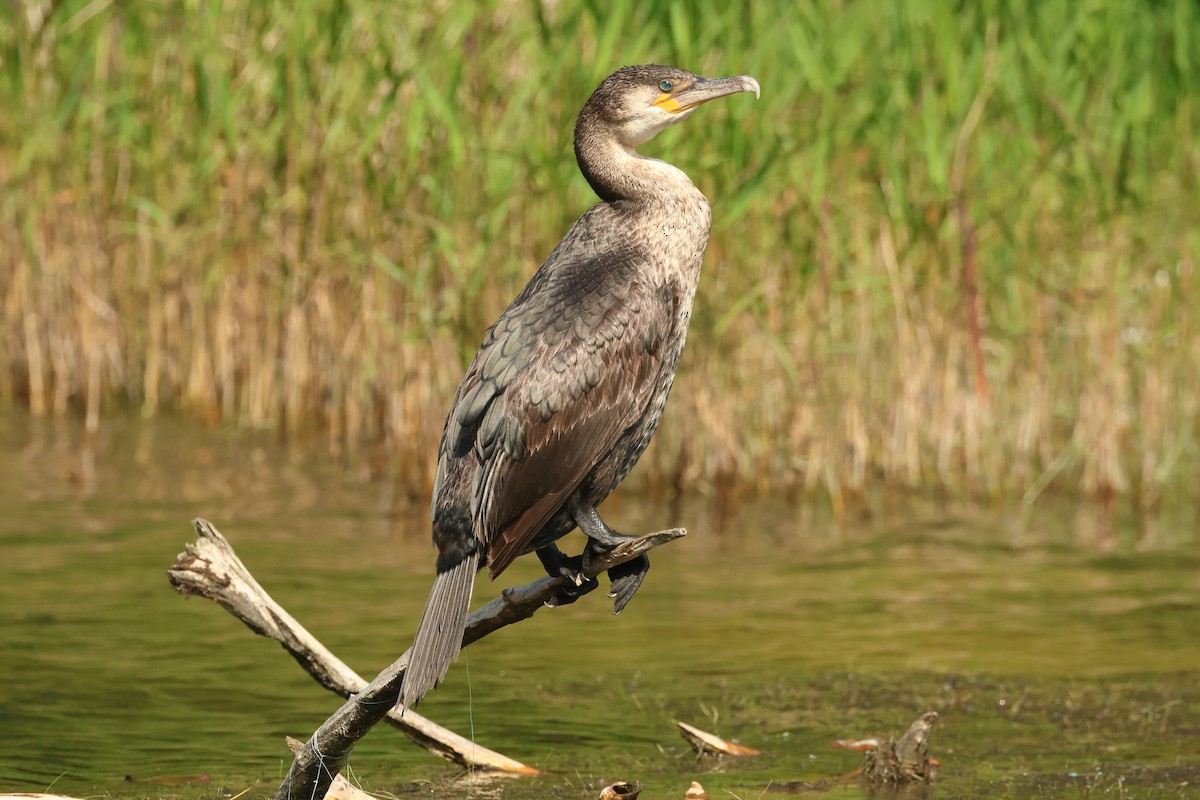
[399,553,478,709]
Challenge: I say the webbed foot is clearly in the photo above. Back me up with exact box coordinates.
[606,553,649,615]
[572,498,651,614]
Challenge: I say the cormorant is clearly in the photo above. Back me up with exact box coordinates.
[399,65,760,709]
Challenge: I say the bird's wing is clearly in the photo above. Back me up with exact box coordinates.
[440,222,672,578]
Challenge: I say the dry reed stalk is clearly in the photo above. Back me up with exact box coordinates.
[77,227,101,435]
[934,336,961,488]
[843,393,869,496]
[958,198,989,407]
[84,333,101,434]
[22,308,46,416]
[283,305,308,434]
[1137,365,1167,511]
[1010,296,1052,488]
[339,296,367,452]
[45,242,74,419]
[163,281,183,409]
[138,210,161,414]
[963,384,987,493]
[691,377,745,489]
[948,19,998,409]
[215,279,236,419]
[247,276,276,426]
[879,224,922,486]
[1076,249,1130,498]
[1021,369,1051,479]
[1131,262,1172,510]
[184,282,216,419]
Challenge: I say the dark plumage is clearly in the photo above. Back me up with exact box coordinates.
[399,65,760,709]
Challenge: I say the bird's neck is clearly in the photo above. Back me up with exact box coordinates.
[574,126,702,207]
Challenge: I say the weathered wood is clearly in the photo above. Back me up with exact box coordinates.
[863,711,939,786]
[284,737,375,800]
[167,518,536,775]
[169,517,686,800]
[272,523,685,800]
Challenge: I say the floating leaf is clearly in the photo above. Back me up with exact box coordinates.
[675,720,761,757]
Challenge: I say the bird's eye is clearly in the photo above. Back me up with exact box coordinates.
[659,80,672,92]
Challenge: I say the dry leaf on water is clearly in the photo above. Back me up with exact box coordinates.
[830,737,882,751]
[675,720,762,757]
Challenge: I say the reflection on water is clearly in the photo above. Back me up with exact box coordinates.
[1,413,1198,799]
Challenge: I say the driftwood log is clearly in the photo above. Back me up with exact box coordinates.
[168,517,686,800]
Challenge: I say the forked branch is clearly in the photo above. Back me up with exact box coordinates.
[167,518,536,774]
[167,517,686,800]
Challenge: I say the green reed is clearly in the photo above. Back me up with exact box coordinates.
[1,0,1197,510]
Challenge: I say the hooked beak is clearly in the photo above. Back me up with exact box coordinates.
[652,74,761,114]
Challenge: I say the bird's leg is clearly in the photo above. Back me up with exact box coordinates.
[536,542,599,607]
[570,499,650,615]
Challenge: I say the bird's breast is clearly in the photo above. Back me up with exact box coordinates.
[632,190,711,280]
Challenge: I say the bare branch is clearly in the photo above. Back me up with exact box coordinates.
[167,518,536,774]
[269,521,684,800]
[168,517,686,800]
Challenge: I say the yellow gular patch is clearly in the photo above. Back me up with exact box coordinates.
[652,93,683,114]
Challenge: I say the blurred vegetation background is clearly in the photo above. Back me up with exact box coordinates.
[1,0,1197,511]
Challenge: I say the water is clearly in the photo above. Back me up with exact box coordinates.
[1,412,1198,799]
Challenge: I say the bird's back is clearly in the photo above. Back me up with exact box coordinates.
[432,187,711,574]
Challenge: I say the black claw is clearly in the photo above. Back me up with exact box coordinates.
[538,544,582,582]
[536,544,600,606]
[552,574,599,606]
[537,534,649,612]
[556,553,587,583]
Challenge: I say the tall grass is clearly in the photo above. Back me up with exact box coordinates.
[2,0,1197,511]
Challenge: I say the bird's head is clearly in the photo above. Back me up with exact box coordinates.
[580,65,761,148]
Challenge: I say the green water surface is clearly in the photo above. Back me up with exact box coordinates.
[1,414,1198,799]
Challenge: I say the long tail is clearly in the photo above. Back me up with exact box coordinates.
[398,552,479,710]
